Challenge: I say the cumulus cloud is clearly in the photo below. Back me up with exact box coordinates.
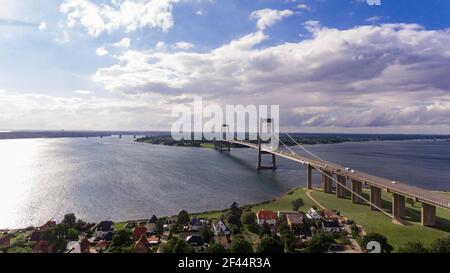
[59,0,179,37]
[38,21,47,31]
[93,23,450,130]
[250,8,294,30]
[96,47,108,56]
[296,4,310,11]
[111,37,131,48]
[173,41,194,50]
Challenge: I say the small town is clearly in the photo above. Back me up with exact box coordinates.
[0,197,392,254]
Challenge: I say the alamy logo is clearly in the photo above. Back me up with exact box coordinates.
[171,96,279,150]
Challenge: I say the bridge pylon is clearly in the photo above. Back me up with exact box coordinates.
[215,124,230,152]
[256,118,277,170]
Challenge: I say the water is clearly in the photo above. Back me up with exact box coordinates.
[0,137,449,229]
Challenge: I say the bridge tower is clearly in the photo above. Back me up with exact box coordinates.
[215,124,231,152]
[256,118,277,170]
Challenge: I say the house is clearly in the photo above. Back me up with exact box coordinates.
[147,236,160,246]
[132,226,147,241]
[80,239,91,253]
[189,218,203,231]
[33,241,52,253]
[306,208,322,221]
[95,221,115,238]
[215,235,231,250]
[95,240,110,252]
[30,231,41,242]
[277,211,300,219]
[148,215,158,224]
[286,214,303,231]
[0,236,10,248]
[323,209,339,221]
[256,210,277,226]
[213,219,230,236]
[66,241,81,253]
[163,218,176,231]
[186,235,203,247]
[40,219,56,231]
[133,234,150,253]
[322,220,342,233]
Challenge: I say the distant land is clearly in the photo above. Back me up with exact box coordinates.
[1,131,449,145]
[136,133,450,147]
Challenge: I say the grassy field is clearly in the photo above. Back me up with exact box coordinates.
[196,187,450,251]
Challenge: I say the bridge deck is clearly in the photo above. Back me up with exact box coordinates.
[225,140,450,210]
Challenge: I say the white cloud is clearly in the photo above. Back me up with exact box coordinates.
[111,37,131,48]
[93,23,450,130]
[59,0,179,37]
[96,47,108,56]
[250,8,293,30]
[173,41,194,50]
[196,9,204,16]
[74,90,91,95]
[38,21,47,31]
[296,4,310,11]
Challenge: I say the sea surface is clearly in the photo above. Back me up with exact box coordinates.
[0,136,449,229]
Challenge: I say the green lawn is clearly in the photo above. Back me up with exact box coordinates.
[197,187,450,252]
[309,189,450,251]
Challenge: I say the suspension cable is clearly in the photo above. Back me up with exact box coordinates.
[271,133,394,219]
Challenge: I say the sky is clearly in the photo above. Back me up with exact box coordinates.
[0,0,450,133]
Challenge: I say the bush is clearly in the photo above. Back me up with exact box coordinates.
[160,237,194,253]
[200,224,214,243]
[430,236,450,253]
[307,233,334,253]
[247,223,260,234]
[361,233,393,253]
[291,198,304,211]
[230,237,253,253]
[241,211,256,225]
[398,242,429,253]
[257,235,285,253]
[205,243,227,253]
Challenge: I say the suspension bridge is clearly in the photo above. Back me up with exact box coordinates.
[214,121,450,227]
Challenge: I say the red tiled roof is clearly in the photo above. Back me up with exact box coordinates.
[40,220,56,231]
[0,236,10,247]
[80,239,90,253]
[132,226,147,241]
[134,234,150,253]
[33,240,52,253]
[256,210,277,220]
[95,240,110,250]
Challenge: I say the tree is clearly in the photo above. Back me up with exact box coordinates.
[200,224,214,243]
[259,222,272,238]
[155,218,165,234]
[62,213,77,228]
[257,235,285,253]
[241,211,256,225]
[67,228,79,241]
[398,242,429,253]
[160,237,193,253]
[226,213,241,226]
[291,198,304,211]
[430,236,450,253]
[361,233,393,253]
[205,243,227,253]
[112,229,131,247]
[177,210,190,225]
[307,233,334,253]
[230,237,253,253]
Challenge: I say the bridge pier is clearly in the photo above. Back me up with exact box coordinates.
[351,179,363,204]
[421,203,436,226]
[257,151,277,170]
[322,171,333,194]
[392,193,406,220]
[306,164,313,190]
[215,140,230,152]
[370,186,382,211]
[336,175,348,198]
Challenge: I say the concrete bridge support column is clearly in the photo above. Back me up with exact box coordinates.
[421,203,436,226]
[392,193,406,220]
[351,180,363,204]
[370,186,382,211]
[322,171,333,194]
[336,175,347,198]
[257,151,277,170]
[306,164,313,190]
